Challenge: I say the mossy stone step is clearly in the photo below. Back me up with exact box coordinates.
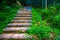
[16,14,32,17]
[14,17,32,20]
[7,23,32,27]
[3,27,30,33]
[11,20,32,23]
[0,33,32,40]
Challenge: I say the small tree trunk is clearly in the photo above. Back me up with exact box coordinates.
[17,0,21,6]
[45,0,47,9]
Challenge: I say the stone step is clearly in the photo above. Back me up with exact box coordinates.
[16,15,32,17]
[0,33,32,40]
[18,12,31,14]
[14,17,32,20]
[0,8,32,40]
[11,20,32,23]
[18,10,31,14]
[7,23,32,27]
[17,13,31,15]
[3,27,30,33]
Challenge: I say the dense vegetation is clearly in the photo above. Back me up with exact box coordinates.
[0,0,60,40]
[27,4,60,40]
[19,0,60,8]
[0,0,22,33]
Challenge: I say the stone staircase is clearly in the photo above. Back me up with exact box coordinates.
[0,8,32,40]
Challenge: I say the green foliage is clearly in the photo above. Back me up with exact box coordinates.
[27,8,52,40]
[53,29,60,40]
[0,9,18,34]
[0,0,22,33]
[40,9,50,20]
[0,0,21,11]
[51,14,60,29]
[27,25,51,39]
[27,4,60,39]
[40,5,60,29]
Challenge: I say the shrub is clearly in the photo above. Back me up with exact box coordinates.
[39,5,60,29]
[27,8,52,40]
[50,14,60,29]
[28,7,60,39]
[41,9,50,20]
[0,0,22,33]
[27,21,52,40]
[0,9,18,34]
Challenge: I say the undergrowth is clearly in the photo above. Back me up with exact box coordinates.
[0,0,22,33]
[27,4,60,40]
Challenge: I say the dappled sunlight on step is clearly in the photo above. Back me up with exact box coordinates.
[0,33,32,39]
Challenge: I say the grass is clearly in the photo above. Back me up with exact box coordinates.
[27,8,52,40]
[27,6,60,40]
[0,6,22,34]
